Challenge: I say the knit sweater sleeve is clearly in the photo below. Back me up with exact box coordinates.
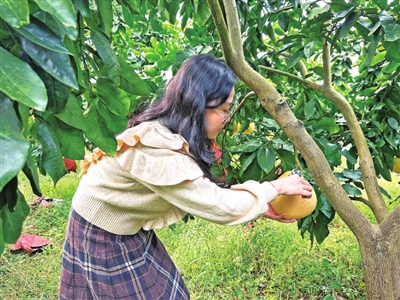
[136,176,278,227]
[114,122,278,226]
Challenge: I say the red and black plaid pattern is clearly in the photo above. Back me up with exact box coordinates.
[59,209,190,299]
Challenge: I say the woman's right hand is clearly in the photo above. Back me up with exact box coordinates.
[269,174,313,198]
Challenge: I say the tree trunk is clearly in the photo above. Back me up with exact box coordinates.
[356,226,395,299]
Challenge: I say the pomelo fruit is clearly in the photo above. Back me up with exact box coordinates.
[270,171,317,219]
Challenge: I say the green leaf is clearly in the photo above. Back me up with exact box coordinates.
[0,48,47,110]
[287,49,304,69]
[342,183,362,196]
[73,0,90,16]
[316,138,341,166]
[97,78,130,116]
[0,95,30,192]
[304,99,316,118]
[0,0,29,28]
[2,177,18,212]
[278,12,290,32]
[383,39,400,61]
[365,29,380,69]
[388,117,399,130]
[342,169,362,181]
[239,152,257,176]
[36,120,68,184]
[257,147,276,173]
[117,0,141,14]
[10,17,70,54]
[91,30,121,85]
[118,57,151,96]
[32,65,71,114]
[50,117,85,159]
[10,29,79,89]
[276,149,295,172]
[55,94,86,130]
[0,188,30,247]
[22,155,42,197]
[229,140,261,153]
[315,118,340,134]
[97,101,128,133]
[339,12,360,39]
[241,156,263,181]
[384,23,400,42]
[304,41,315,58]
[94,0,113,36]
[313,213,332,244]
[83,98,117,155]
[32,0,77,39]
[32,10,75,39]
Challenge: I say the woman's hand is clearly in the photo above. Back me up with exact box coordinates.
[264,203,297,223]
[270,174,313,198]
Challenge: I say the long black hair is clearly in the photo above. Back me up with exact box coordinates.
[127,54,237,179]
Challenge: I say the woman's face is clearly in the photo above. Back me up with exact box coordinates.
[205,87,235,139]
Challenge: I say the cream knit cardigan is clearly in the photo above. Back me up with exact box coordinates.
[72,121,278,235]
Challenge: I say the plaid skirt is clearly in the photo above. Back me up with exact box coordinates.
[59,209,190,299]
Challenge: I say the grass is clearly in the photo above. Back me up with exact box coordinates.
[0,171,398,300]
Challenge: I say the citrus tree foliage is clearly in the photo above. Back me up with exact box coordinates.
[0,0,399,260]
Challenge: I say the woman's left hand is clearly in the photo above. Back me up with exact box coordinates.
[264,203,297,223]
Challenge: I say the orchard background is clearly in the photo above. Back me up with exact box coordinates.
[0,0,399,298]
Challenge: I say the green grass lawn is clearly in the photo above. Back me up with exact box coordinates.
[0,171,398,299]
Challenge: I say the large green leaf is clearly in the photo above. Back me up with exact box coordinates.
[0,48,47,110]
[239,152,257,176]
[0,95,30,192]
[117,0,141,14]
[50,117,85,159]
[32,10,76,40]
[83,98,117,155]
[32,64,71,114]
[55,94,86,130]
[97,78,130,116]
[0,0,29,28]
[0,188,30,255]
[94,0,113,36]
[11,17,70,54]
[32,0,77,39]
[257,147,276,173]
[118,57,151,96]
[91,30,121,85]
[383,39,400,61]
[36,120,68,184]
[10,29,78,89]
[97,101,128,133]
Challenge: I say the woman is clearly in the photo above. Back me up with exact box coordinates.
[59,54,313,299]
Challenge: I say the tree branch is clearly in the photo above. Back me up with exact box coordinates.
[322,38,332,88]
[206,0,234,59]
[380,205,400,245]
[222,0,244,60]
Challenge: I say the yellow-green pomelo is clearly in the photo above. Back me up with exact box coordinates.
[270,171,317,219]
